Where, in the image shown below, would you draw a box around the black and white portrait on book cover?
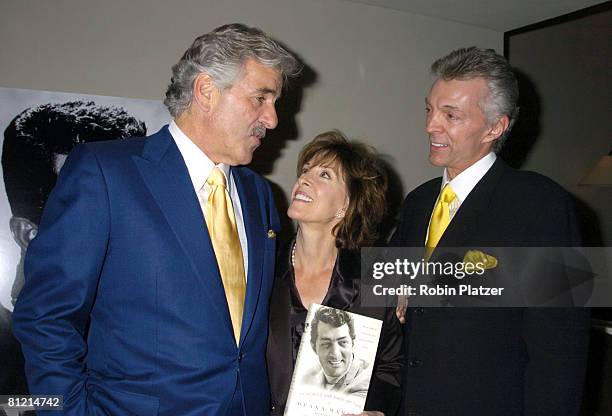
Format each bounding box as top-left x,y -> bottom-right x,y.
285,304 -> 383,416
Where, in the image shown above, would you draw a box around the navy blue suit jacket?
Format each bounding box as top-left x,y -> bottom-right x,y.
13,126 -> 279,415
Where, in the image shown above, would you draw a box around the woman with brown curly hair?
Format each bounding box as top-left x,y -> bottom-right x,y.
267,130 -> 402,416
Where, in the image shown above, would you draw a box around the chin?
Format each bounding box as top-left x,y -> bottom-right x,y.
286,208 -> 301,221
325,368 -> 345,378
236,154 -> 254,165
429,155 -> 446,168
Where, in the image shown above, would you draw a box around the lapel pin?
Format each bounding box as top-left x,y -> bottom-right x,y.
267,230 -> 276,239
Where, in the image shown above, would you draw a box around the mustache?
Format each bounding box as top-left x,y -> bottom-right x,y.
251,124 -> 266,139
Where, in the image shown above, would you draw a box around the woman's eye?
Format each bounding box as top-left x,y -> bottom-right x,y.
320,170 -> 331,179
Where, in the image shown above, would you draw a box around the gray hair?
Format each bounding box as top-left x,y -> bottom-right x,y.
431,47 -> 519,152
164,23 -> 301,118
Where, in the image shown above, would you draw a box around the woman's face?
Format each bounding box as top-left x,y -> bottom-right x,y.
287,157 -> 349,227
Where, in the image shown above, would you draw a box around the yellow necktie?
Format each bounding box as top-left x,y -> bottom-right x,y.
425,184 -> 456,259
205,167 -> 246,344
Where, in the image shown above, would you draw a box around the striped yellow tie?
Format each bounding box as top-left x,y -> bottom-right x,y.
205,167 -> 246,344
425,184 -> 456,259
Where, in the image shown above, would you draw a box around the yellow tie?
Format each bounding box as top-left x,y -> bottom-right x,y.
425,184 -> 456,259
205,167 -> 246,344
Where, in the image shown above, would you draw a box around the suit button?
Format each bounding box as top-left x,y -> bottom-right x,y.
415,307 -> 425,315
238,352 -> 244,362
408,359 -> 422,367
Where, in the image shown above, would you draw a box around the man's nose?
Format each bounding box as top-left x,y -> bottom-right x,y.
426,112 -> 441,134
329,343 -> 341,357
260,104 -> 278,130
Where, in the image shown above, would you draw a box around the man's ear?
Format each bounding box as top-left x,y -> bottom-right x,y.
483,115 -> 510,143
9,216 -> 38,251
192,73 -> 218,112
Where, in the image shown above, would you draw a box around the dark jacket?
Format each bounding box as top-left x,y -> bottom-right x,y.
391,158 -> 590,416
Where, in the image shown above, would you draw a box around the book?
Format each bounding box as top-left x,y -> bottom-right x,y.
284,304 -> 383,416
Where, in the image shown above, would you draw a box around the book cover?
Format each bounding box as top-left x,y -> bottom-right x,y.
284,304 -> 383,416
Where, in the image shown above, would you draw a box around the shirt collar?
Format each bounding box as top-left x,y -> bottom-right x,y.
168,120 -> 231,191
442,152 -> 496,202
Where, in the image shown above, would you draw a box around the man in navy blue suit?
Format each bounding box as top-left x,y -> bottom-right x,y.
13,23 -> 300,415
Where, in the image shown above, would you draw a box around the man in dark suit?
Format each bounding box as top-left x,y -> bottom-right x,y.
13,23 -> 300,415
392,47 -> 590,416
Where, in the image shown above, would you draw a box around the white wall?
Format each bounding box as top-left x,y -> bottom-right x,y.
0,0 -> 502,202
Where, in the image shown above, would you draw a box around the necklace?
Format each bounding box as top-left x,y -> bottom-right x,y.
291,241 -> 296,267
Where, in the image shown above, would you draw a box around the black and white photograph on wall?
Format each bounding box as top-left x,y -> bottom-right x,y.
284,304 -> 382,416
0,87 -> 170,407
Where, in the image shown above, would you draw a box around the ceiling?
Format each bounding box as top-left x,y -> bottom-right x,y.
345,0 -> 607,32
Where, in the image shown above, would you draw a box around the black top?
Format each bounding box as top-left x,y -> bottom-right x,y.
286,242 -> 365,365
267,239 -> 403,415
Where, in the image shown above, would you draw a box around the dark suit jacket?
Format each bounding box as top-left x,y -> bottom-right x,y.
267,244 -> 403,415
13,126 -> 280,416
391,158 -> 590,416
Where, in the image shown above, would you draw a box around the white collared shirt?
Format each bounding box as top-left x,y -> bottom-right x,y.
169,121 -> 248,279
425,152 -> 496,244
442,152 -> 497,220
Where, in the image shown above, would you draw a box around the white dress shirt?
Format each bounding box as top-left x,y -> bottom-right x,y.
169,121 -> 249,278
425,152 -> 497,243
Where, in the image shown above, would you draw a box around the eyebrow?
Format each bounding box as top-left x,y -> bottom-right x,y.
256,87 -> 278,96
321,335 -> 350,342
319,164 -> 337,170
425,98 -> 461,111
312,164 -> 341,178
442,105 -> 461,111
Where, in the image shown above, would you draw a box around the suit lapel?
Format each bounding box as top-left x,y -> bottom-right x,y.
132,127 -> 233,337
413,181 -> 442,246
232,167 -> 265,345
438,158 -> 507,247
398,178 -> 441,247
